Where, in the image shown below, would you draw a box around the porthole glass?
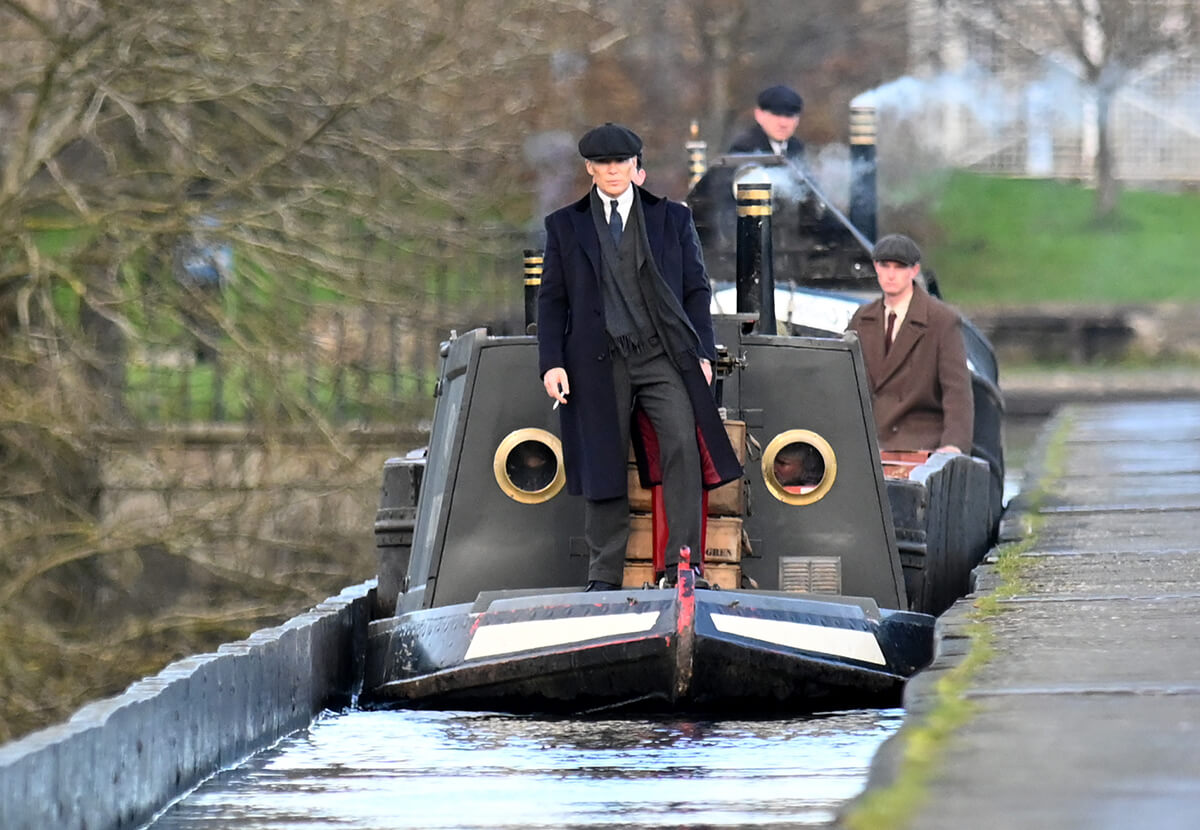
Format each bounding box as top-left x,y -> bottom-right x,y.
494,429 -> 566,504
762,430 -> 837,505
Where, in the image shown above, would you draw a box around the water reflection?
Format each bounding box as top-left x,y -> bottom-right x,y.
150,708 -> 903,829
1003,414 -> 1046,506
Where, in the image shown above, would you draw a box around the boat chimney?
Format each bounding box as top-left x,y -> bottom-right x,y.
736,182 -> 776,334
523,249 -> 542,335
849,104 -> 878,243
685,120 -> 707,189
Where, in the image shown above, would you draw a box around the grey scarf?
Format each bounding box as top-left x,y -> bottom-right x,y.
590,189 -> 657,355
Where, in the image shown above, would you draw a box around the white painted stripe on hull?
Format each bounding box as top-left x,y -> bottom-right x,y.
464,611 -> 663,661
710,613 -> 887,666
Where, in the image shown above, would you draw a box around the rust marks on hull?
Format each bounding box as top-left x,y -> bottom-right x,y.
672,557 -> 697,702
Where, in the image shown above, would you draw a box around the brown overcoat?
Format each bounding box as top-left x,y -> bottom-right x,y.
847,283 -> 974,452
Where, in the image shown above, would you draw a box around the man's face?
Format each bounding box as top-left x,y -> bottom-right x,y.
754,108 -> 801,143
773,455 -> 803,485
587,157 -> 637,198
874,260 -> 920,302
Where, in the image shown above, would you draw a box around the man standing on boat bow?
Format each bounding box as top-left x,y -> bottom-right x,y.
537,123 -> 742,592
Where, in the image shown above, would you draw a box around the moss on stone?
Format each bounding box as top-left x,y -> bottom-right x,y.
842,414 -> 1071,829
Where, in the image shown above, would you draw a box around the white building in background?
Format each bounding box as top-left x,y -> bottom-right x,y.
897,0 -> 1200,183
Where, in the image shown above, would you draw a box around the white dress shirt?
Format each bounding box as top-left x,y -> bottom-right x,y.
602,185 -> 634,230
884,292 -> 913,342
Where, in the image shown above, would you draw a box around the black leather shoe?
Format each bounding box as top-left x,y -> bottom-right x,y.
585,580 -> 622,592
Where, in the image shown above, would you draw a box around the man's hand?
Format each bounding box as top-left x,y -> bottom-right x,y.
935,444 -> 962,455
700,358 -> 713,386
543,367 -> 570,406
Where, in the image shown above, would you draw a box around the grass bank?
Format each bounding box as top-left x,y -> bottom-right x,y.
926,173 -> 1200,307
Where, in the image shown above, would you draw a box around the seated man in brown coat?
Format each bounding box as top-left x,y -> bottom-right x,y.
847,234 -> 974,454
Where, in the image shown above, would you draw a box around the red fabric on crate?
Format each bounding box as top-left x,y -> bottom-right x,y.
651,486 -> 707,576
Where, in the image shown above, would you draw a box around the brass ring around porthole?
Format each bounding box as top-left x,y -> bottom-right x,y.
762,429 -> 837,506
494,428 -> 566,504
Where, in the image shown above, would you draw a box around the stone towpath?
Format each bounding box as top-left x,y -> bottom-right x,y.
846,400 -> 1200,829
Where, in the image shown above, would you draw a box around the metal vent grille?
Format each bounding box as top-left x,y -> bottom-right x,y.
779,556 -> 842,594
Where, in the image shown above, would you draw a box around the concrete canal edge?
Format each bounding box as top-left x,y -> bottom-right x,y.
837,414 -> 1071,830
0,581 -> 374,830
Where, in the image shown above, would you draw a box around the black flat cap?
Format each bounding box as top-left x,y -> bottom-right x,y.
757,85 -> 804,116
578,123 -> 642,161
871,234 -> 922,266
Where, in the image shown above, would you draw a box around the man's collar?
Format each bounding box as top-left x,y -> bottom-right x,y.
884,293 -> 912,323
596,183 -> 633,201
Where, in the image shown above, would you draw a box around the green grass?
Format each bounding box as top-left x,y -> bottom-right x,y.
125,362 -> 437,423
929,173 -> 1200,306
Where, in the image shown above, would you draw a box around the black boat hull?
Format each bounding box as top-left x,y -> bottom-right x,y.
362,570 -> 934,714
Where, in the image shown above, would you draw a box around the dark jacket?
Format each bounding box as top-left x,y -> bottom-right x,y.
847,283 -> 975,452
728,123 -> 804,159
537,186 -> 742,500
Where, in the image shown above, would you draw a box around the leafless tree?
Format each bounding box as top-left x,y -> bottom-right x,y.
972,0 -> 1199,222
0,0 -> 610,740
0,0 -> 913,740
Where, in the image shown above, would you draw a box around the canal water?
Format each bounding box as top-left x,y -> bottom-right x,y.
147,416 -> 1046,829
148,708 -> 903,829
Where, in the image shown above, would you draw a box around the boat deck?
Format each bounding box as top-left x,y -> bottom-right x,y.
848,400 -> 1200,827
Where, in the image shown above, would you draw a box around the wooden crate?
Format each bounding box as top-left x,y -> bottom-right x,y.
625,513 -> 654,560
706,478 -> 745,517
625,514 -> 742,563
704,564 -> 741,590
630,475 -> 744,517
623,561 -> 741,590
628,420 -> 747,515
703,517 -> 742,563
628,465 -> 653,512
724,420 -> 747,464
623,561 -> 655,588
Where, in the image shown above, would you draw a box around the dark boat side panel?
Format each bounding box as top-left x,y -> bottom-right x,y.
732,334 -> 907,608
400,331 -> 588,613
401,324 -> 914,613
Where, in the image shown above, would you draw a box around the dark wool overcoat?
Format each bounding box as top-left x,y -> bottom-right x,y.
727,123 -> 804,159
847,282 -> 975,452
537,186 -> 742,501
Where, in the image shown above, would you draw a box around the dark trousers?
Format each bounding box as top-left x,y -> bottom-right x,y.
585,345 -> 703,584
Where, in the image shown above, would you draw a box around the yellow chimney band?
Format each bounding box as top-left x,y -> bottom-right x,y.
736,189 -> 772,201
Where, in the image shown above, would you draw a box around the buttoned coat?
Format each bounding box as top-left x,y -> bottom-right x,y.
537,186 -> 742,501
847,283 -> 974,452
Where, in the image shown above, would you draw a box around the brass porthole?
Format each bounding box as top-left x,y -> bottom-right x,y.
762,429 -> 837,506
494,428 -> 566,504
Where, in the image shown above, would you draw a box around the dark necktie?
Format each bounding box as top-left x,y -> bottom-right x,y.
884,310 -> 897,355
609,200 -> 622,246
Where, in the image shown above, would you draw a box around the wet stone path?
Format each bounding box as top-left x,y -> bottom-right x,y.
861,401 -> 1200,829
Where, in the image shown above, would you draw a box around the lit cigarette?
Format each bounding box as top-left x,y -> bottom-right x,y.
553,400 -> 560,410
